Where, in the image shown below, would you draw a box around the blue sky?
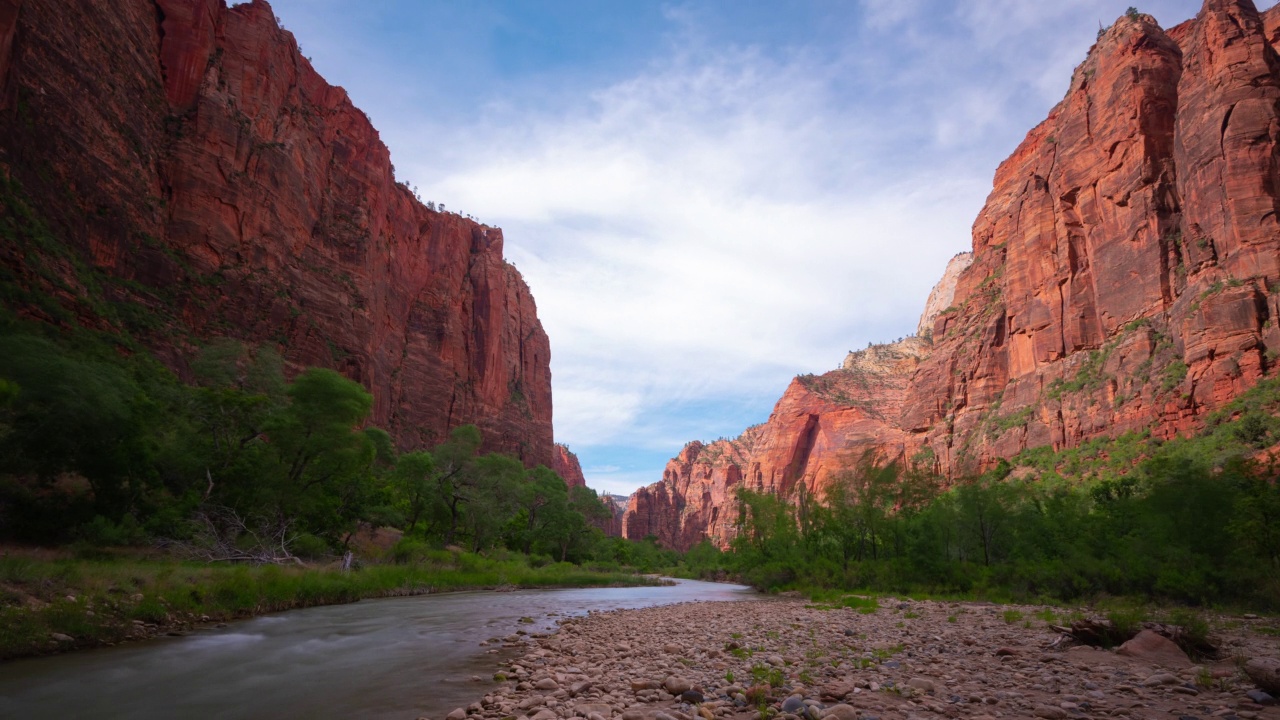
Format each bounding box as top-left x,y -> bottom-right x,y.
268,0 -> 1212,496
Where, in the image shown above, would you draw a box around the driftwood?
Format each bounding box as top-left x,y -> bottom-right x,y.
1049,617 -> 1218,659
167,505 -> 305,566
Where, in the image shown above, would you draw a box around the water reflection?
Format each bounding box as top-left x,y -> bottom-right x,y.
0,579 -> 757,720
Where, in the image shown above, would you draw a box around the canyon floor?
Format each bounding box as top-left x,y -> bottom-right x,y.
444,596 -> 1280,720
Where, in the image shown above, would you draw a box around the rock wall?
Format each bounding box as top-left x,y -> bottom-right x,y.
551,444 -> 587,488
916,252 -> 974,336
624,0 -> 1280,550
0,0 -> 553,464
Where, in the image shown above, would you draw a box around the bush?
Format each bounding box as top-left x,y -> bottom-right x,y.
290,533 -> 330,560
76,515 -> 148,547
391,538 -> 430,564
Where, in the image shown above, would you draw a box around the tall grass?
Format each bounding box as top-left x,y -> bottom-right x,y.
0,551 -> 657,660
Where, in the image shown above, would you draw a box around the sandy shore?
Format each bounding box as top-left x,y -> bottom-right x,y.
441,596 -> 1280,720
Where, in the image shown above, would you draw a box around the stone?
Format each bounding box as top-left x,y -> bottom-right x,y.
631,680 -> 660,692
663,677 -> 692,695
821,705 -> 859,720
569,680 -> 592,696
446,710 -> 466,720
781,695 -> 806,713
50,633 -> 73,643
1245,657 -> 1280,695
1118,631 -> 1193,669
1141,672 -> 1181,687
906,677 -> 937,694
1032,706 -> 1067,719
535,678 -> 559,691
1246,689 -> 1276,706
680,690 -> 704,704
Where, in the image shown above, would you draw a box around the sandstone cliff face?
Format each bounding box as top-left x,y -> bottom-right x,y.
917,253 -> 974,336
0,0 -> 552,464
623,426 -> 765,548
624,0 -> 1280,550
551,444 -> 587,488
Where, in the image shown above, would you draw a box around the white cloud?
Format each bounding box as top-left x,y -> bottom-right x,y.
400,41 -> 987,456
271,0 -> 1211,495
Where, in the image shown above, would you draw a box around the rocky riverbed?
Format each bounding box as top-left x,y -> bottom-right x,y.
441,596 -> 1280,720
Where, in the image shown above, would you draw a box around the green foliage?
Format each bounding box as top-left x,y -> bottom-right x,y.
0,322 -> 638,570
1046,345 -> 1114,400
704,388 -> 1280,610
1161,359 -> 1188,393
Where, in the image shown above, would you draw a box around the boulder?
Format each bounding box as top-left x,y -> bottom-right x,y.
1246,657 -> 1280,695
1116,630 -> 1192,668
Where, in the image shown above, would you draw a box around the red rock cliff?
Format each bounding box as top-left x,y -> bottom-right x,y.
624,0 -> 1280,550
551,443 -> 587,488
0,0 -> 552,464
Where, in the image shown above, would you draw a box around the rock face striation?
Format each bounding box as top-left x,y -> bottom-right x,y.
0,0 -> 552,463
624,0 -> 1280,550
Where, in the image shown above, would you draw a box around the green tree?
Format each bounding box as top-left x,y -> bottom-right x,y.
462,453 -> 524,552
511,465 -> 569,554
392,450 -> 436,533
0,334 -> 155,519
253,368 -> 378,542
428,424 -> 484,546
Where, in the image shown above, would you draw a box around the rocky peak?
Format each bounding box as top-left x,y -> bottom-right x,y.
916,252 -> 974,336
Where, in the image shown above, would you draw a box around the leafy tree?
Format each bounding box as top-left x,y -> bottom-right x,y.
462,453 -> 524,552
392,451 -> 436,533
251,368 -> 378,543
427,424 -> 484,546
0,334 -> 155,519
510,465 -> 570,554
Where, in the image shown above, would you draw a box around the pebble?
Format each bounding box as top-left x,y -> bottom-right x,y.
1246,689 -> 1275,705
441,598 -> 1276,720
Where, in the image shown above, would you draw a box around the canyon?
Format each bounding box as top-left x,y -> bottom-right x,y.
0,0 -> 553,464
624,0 -> 1280,550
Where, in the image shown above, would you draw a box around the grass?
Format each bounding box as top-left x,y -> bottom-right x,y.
805,589 -> 880,613
0,549 -> 659,660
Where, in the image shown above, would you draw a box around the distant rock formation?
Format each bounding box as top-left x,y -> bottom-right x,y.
623,0 -> 1280,550
916,252 -> 974,337
0,0 -> 553,463
551,444 -> 587,488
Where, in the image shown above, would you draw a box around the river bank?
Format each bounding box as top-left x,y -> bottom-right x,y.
0,579 -> 757,720
453,596 -> 1280,720
0,548 -> 662,662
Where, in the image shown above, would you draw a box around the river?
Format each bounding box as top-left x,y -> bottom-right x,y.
0,579 -> 757,719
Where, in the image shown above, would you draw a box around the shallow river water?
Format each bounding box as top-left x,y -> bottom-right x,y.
0,579 -> 757,720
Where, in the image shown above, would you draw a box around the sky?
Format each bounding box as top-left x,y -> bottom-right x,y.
268,0 -> 1212,496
